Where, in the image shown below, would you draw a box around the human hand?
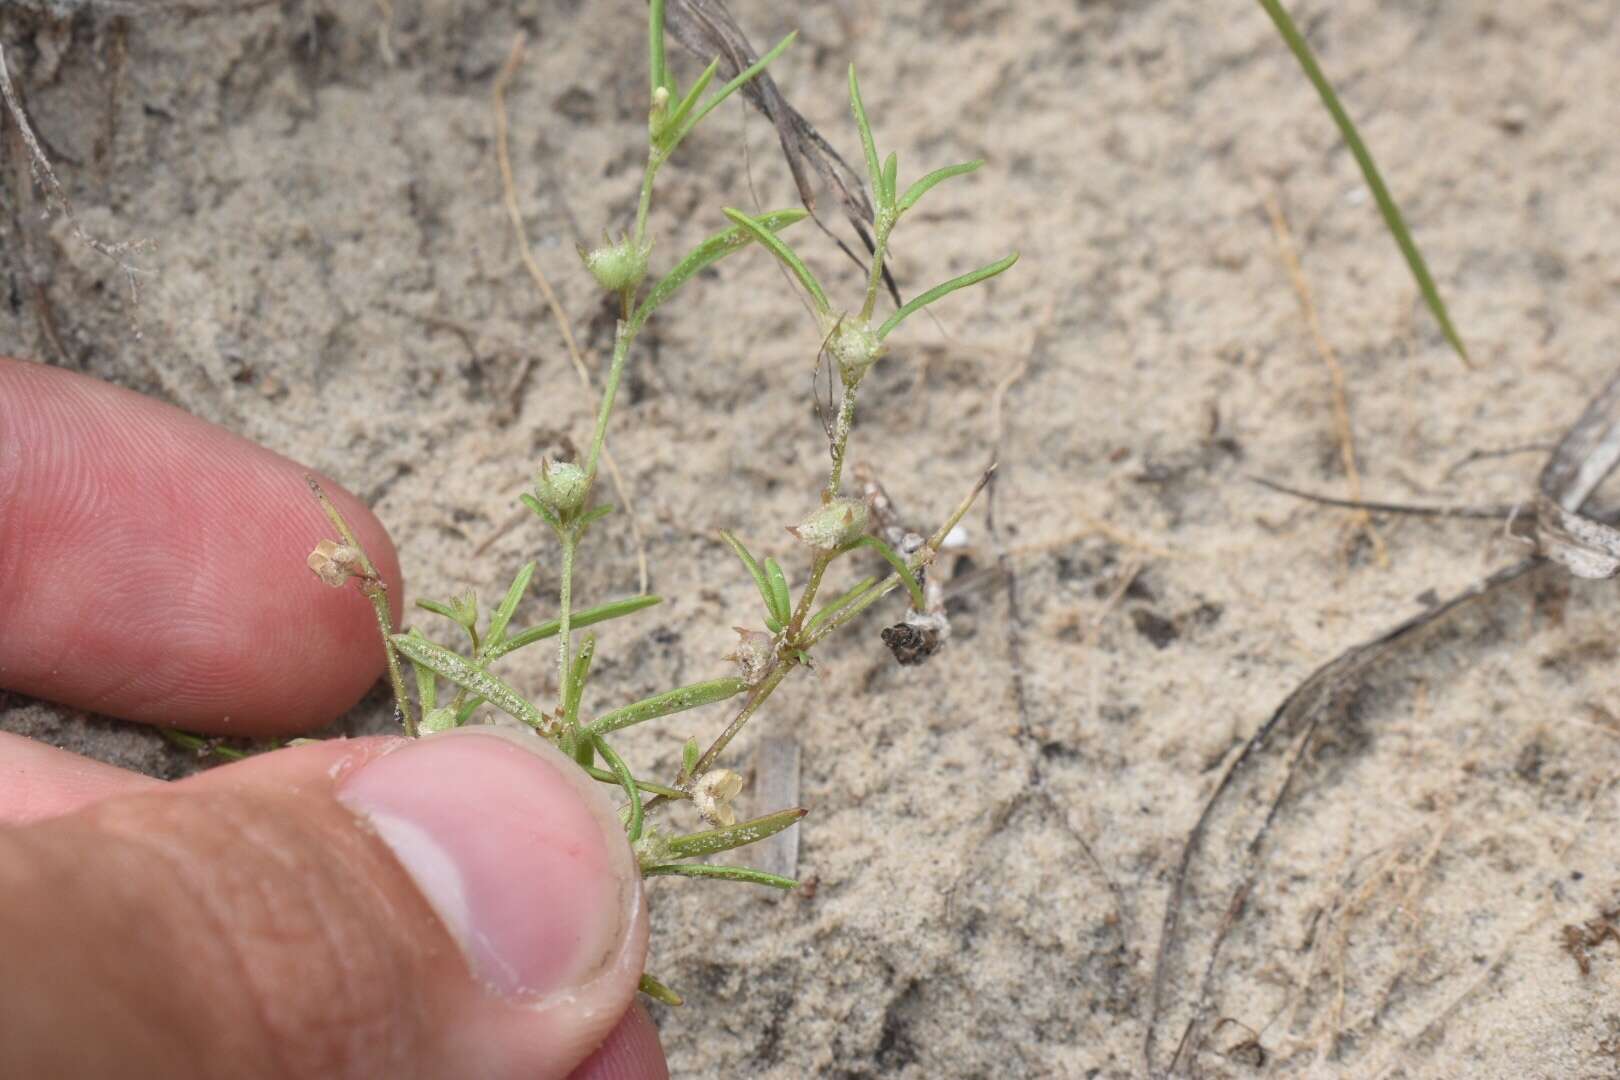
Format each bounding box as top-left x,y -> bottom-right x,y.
0,358 -> 666,1079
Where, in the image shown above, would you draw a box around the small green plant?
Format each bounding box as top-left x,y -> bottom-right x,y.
305,1 -> 1013,1002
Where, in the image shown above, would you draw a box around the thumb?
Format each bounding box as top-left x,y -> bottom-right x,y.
0,728 -> 654,1080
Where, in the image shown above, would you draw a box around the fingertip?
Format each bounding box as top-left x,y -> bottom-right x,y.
0,358 -> 404,734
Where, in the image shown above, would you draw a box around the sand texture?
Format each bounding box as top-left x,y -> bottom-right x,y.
4,1 -> 1620,1075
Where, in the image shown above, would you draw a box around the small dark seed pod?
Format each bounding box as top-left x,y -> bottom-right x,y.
881,623 -> 940,666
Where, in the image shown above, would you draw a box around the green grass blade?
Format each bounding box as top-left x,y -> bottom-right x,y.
392,633 -> 546,732
721,208 -> 831,315
588,676 -> 749,735
877,252 -> 1019,340
880,152 -> 898,208
898,159 -> 983,213
1256,0 -> 1468,363
487,595 -> 662,661
633,209 -> 808,332
643,863 -> 798,889
848,64 -> 883,202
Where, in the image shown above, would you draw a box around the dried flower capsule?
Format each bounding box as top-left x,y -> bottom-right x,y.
306,538 -> 362,587
788,498 -> 869,551
724,627 -> 776,687
693,768 -> 744,828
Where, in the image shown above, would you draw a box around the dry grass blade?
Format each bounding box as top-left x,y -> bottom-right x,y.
662,0 -> 898,304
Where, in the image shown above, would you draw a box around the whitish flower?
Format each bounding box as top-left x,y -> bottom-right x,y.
693,768 -> 744,828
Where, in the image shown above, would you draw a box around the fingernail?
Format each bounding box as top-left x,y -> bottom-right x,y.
337,727 -> 639,999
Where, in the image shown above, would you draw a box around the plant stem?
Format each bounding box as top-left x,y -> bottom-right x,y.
788,551 -> 835,637
586,320 -> 636,488
859,219 -> 892,323
643,660 -> 795,816
556,529 -> 578,705
825,381 -> 860,499
633,155 -> 663,251
305,475 -> 416,737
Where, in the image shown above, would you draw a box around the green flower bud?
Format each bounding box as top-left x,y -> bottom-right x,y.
788,498 -> 870,551
828,319 -> 885,386
535,459 -> 588,519
579,235 -> 651,294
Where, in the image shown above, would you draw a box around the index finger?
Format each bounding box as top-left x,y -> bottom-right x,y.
0,358 -> 403,735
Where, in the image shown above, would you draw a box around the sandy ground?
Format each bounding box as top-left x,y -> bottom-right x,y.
5,1 -> 1620,1075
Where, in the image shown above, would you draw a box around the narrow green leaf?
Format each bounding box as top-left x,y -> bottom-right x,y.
721,208 -> 830,315
639,972 -> 684,1007
673,31 -> 797,148
406,629 -> 437,713
564,633 -> 597,725
848,64 -> 882,203
632,209 -> 808,332
682,736 -> 701,776
898,159 -> 983,213
487,595 -> 662,661
765,613 -> 783,634
805,575 -> 880,636
588,676 -> 749,735
719,531 -> 778,623
593,734 -> 643,841
665,808 -> 807,859
644,863 -> 798,889
880,151 -> 898,209
415,598 -> 462,622
850,536 -> 926,610
1256,0 -> 1467,363
877,252 -> 1019,340
763,557 -> 792,625
392,634 -> 546,732
519,491 -> 562,531
484,561 -> 535,651
581,765 -> 688,800
663,57 -> 719,138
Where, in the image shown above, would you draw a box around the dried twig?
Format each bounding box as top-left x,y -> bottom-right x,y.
492,33 -> 650,594
1251,475 -> 1519,521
